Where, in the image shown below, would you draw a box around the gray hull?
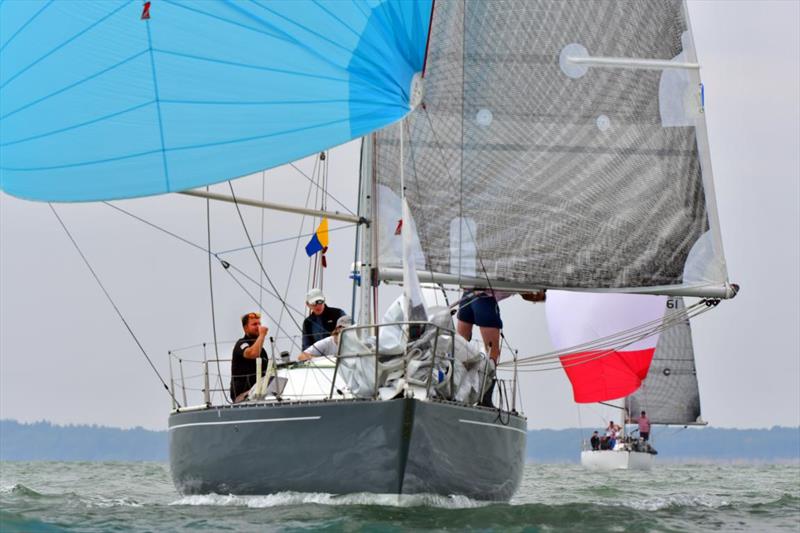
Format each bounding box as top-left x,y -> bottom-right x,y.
169,398 -> 526,501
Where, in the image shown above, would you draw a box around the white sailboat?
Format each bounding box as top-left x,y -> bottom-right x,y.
1,0 -> 737,498
548,293 -> 709,470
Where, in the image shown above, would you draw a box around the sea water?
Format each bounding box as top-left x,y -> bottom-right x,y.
1,462 -> 798,531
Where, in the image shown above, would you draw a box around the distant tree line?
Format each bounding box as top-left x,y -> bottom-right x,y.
0,420 -> 167,461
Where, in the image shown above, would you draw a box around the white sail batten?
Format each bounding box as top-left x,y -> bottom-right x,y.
566,56 -> 700,70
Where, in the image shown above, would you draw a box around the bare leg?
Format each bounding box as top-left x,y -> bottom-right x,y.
479,326 -> 501,362
457,319 -> 473,341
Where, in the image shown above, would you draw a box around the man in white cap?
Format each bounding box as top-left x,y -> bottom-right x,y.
298,315 -> 353,361
301,288 -> 345,350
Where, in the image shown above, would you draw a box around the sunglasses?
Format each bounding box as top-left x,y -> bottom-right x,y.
310,299 -> 325,305
242,312 -> 261,320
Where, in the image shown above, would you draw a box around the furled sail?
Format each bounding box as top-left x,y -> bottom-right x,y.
546,291 -> 667,403
0,0 -> 432,201
625,297 -> 704,425
373,0 -> 731,296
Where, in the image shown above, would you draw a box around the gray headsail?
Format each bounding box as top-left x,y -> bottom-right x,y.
373,0 -> 730,297
625,297 -> 704,425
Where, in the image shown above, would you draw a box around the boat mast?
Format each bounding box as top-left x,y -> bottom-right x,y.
357,134 -> 377,327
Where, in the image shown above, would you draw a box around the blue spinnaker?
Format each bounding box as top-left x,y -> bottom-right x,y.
0,0 -> 432,201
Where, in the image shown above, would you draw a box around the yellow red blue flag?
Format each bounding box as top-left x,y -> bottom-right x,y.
305,218 -> 329,257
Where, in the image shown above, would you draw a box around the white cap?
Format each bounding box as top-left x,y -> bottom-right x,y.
305,288 -> 325,305
335,315 -> 353,329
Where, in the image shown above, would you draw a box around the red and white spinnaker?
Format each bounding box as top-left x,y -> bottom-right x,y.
546,291 -> 667,403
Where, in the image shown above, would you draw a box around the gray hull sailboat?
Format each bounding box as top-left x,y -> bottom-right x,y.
2,0 -> 736,500
170,399 -> 526,499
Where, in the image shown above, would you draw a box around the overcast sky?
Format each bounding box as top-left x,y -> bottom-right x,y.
1,1 -> 798,431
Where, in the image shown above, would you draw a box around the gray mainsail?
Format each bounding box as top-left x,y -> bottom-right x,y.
373,0 -> 730,296
625,297 -> 704,425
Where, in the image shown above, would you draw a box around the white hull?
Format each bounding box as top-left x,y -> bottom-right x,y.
580,450 -> 654,470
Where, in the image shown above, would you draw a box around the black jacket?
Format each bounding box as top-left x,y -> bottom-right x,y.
301,305 -> 345,350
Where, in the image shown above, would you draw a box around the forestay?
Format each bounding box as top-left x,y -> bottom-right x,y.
0,0 -> 432,201
625,297 -> 704,425
373,0 -> 730,295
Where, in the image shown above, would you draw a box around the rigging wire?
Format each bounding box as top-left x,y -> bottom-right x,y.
205,189 -> 228,405
576,404 -> 585,451
308,155 -> 323,290
511,299 -> 709,365
101,198 -> 309,358
277,154 -> 319,333
525,302 -> 710,365
350,143 -> 364,319
104,198 -> 355,258
228,179 -> 303,332
223,261 -> 306,318
102,201 -> 307,317
501,300 -> 717,373
99,193 -> 338,398
404,118 -> 446,309
215,224 -> 356,256
418,107 -> 511,316
48,204 -> 180,407
259,170 -> 266,309
220,257 -> 303,352
290,158 -> 358,218
320,150 -> 329,291
103,201 -> 206,252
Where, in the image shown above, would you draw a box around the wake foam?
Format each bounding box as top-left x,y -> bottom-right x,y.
171,491 -> 487,509
1,483 -> 141,508
623,493 -> 729,511
0,483 -> 41,497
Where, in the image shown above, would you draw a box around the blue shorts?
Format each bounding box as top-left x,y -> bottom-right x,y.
456,292 -> 503,329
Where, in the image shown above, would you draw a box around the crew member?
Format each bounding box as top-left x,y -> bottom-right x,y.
298,315 -> 352,361
230,311 -> 269,403
301,288 -> 345,350
456,289 -> 545,406
638,410 -> 651,442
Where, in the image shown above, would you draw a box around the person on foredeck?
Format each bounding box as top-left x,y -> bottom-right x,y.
301,288 -> 345,350
456,289 -> 546,407
637,410 -> 651,442
230,312 -> 270,403
297,315 -> 352,362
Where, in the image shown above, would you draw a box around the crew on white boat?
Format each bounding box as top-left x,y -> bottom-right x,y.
301,288 -> 345,350
297,315 -> 353,362
637,411 -> 651,442
230,311 -> 269,403
604,420 -> 622,450
590,431 -> 601,451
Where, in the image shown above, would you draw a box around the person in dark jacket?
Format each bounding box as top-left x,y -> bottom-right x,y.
230,311 -> 269,403
590,431 -> 601,451
301,288 -> 345,350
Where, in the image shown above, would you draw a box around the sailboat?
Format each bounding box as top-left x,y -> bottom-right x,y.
548,292 -> 706,470
1,0 -> 736,499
